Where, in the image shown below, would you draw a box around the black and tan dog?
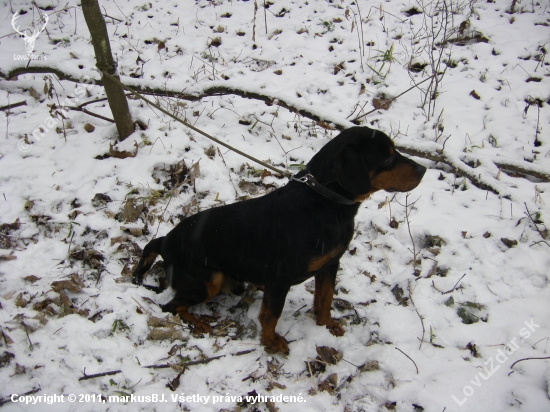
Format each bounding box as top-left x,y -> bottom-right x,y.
133,126 -> 426,354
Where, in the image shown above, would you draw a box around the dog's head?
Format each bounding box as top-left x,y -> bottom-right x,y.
307,127 -> 426,201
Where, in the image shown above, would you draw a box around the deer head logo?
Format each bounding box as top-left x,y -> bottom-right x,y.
12,10 -> 49,54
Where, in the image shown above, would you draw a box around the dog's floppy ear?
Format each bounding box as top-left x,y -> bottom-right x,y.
331,144 -> 371,194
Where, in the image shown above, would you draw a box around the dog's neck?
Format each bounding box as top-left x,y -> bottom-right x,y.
293,169 -> 358,206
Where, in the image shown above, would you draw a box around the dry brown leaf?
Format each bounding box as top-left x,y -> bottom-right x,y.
51,280 -> 82,293
147,328 -> 183,341
14,293 -> 29,308
108,141 -> 139,159
359,360 -> 380,372
316,346 -> 342,365
122,199 -> 145,223
23,276 -> 40,284
372,97 -> 392,110
318,373 -> 338,395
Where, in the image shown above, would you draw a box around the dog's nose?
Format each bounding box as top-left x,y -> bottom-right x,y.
415,163 -> 427,178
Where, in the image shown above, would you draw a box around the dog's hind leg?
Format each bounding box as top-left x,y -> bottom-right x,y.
132,237 -> 165,286
162,271 -> 224,336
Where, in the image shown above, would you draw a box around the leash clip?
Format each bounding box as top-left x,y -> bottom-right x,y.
290,174 -> 312,184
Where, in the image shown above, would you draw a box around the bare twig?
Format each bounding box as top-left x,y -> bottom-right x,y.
0,387 -> 41,407
53,103 -> 114,123
524,202 -> 548,241
78,369 -> 122,381
306,360 -> 317,394
252,0 -> 257,42
510,356 -> 550,369
432,273 -> 466,294
395,347 -> 419,374
143,348 -> 256,370
395,194 -> 421,273
532,337 -> 549,352
131,296 -> 151,315
353,75 -> 436,122
0,101 -> 26,111
408,280 -> 426,350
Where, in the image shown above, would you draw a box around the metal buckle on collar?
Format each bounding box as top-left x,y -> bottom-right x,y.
290,174 -> 312,184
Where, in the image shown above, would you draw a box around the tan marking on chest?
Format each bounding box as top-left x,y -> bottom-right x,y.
355,191 -> 376,202
308,248 -> 342,272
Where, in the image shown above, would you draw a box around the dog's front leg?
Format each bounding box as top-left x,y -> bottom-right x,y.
259,285 -> 290,354
314,264 -> 345,336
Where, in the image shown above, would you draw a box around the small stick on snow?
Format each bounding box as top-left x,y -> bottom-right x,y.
408,280 -> 426,350
524,202 -> 548,242
510,356 -> 550,369
143,349 -> 256,370
306,360 -> 317,394
78,368 -> 122,381
532,337 -> 549,352
0,101 -> 26,111
395,347 -> 419,374
131,296 -> 151,315
432,274 -> 466,295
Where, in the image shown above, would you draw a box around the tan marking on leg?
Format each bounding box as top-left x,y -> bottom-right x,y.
205,271 -> 224,301
308,248 -> 342,272
314,274 -> 345,336
259,301 -> 289,354
175,305 -> 212,335
142,251 -> 158,266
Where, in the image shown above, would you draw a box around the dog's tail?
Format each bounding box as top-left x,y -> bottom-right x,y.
132,237 -> 164,286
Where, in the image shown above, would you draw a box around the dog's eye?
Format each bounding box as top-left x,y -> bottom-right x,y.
384,156 -> 392,166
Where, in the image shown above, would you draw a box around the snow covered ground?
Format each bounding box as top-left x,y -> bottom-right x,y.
0,0 -> 549,410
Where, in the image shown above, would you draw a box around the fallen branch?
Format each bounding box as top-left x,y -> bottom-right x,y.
143,348 -> 255,371
78,369 -> 122,381
0,101 -> 26,111
2,65 -> 548,194
396,142 -> 511,197
0,387 -> 40,407
61,104 -> 115,123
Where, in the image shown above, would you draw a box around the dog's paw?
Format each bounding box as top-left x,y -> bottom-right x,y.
132,276 -> 143,285
191,321 -> 212,336
319,318 -> 345,337
262,333 -> 289,355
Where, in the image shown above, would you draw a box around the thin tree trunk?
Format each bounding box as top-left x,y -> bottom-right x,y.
81,0 -> 133,141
